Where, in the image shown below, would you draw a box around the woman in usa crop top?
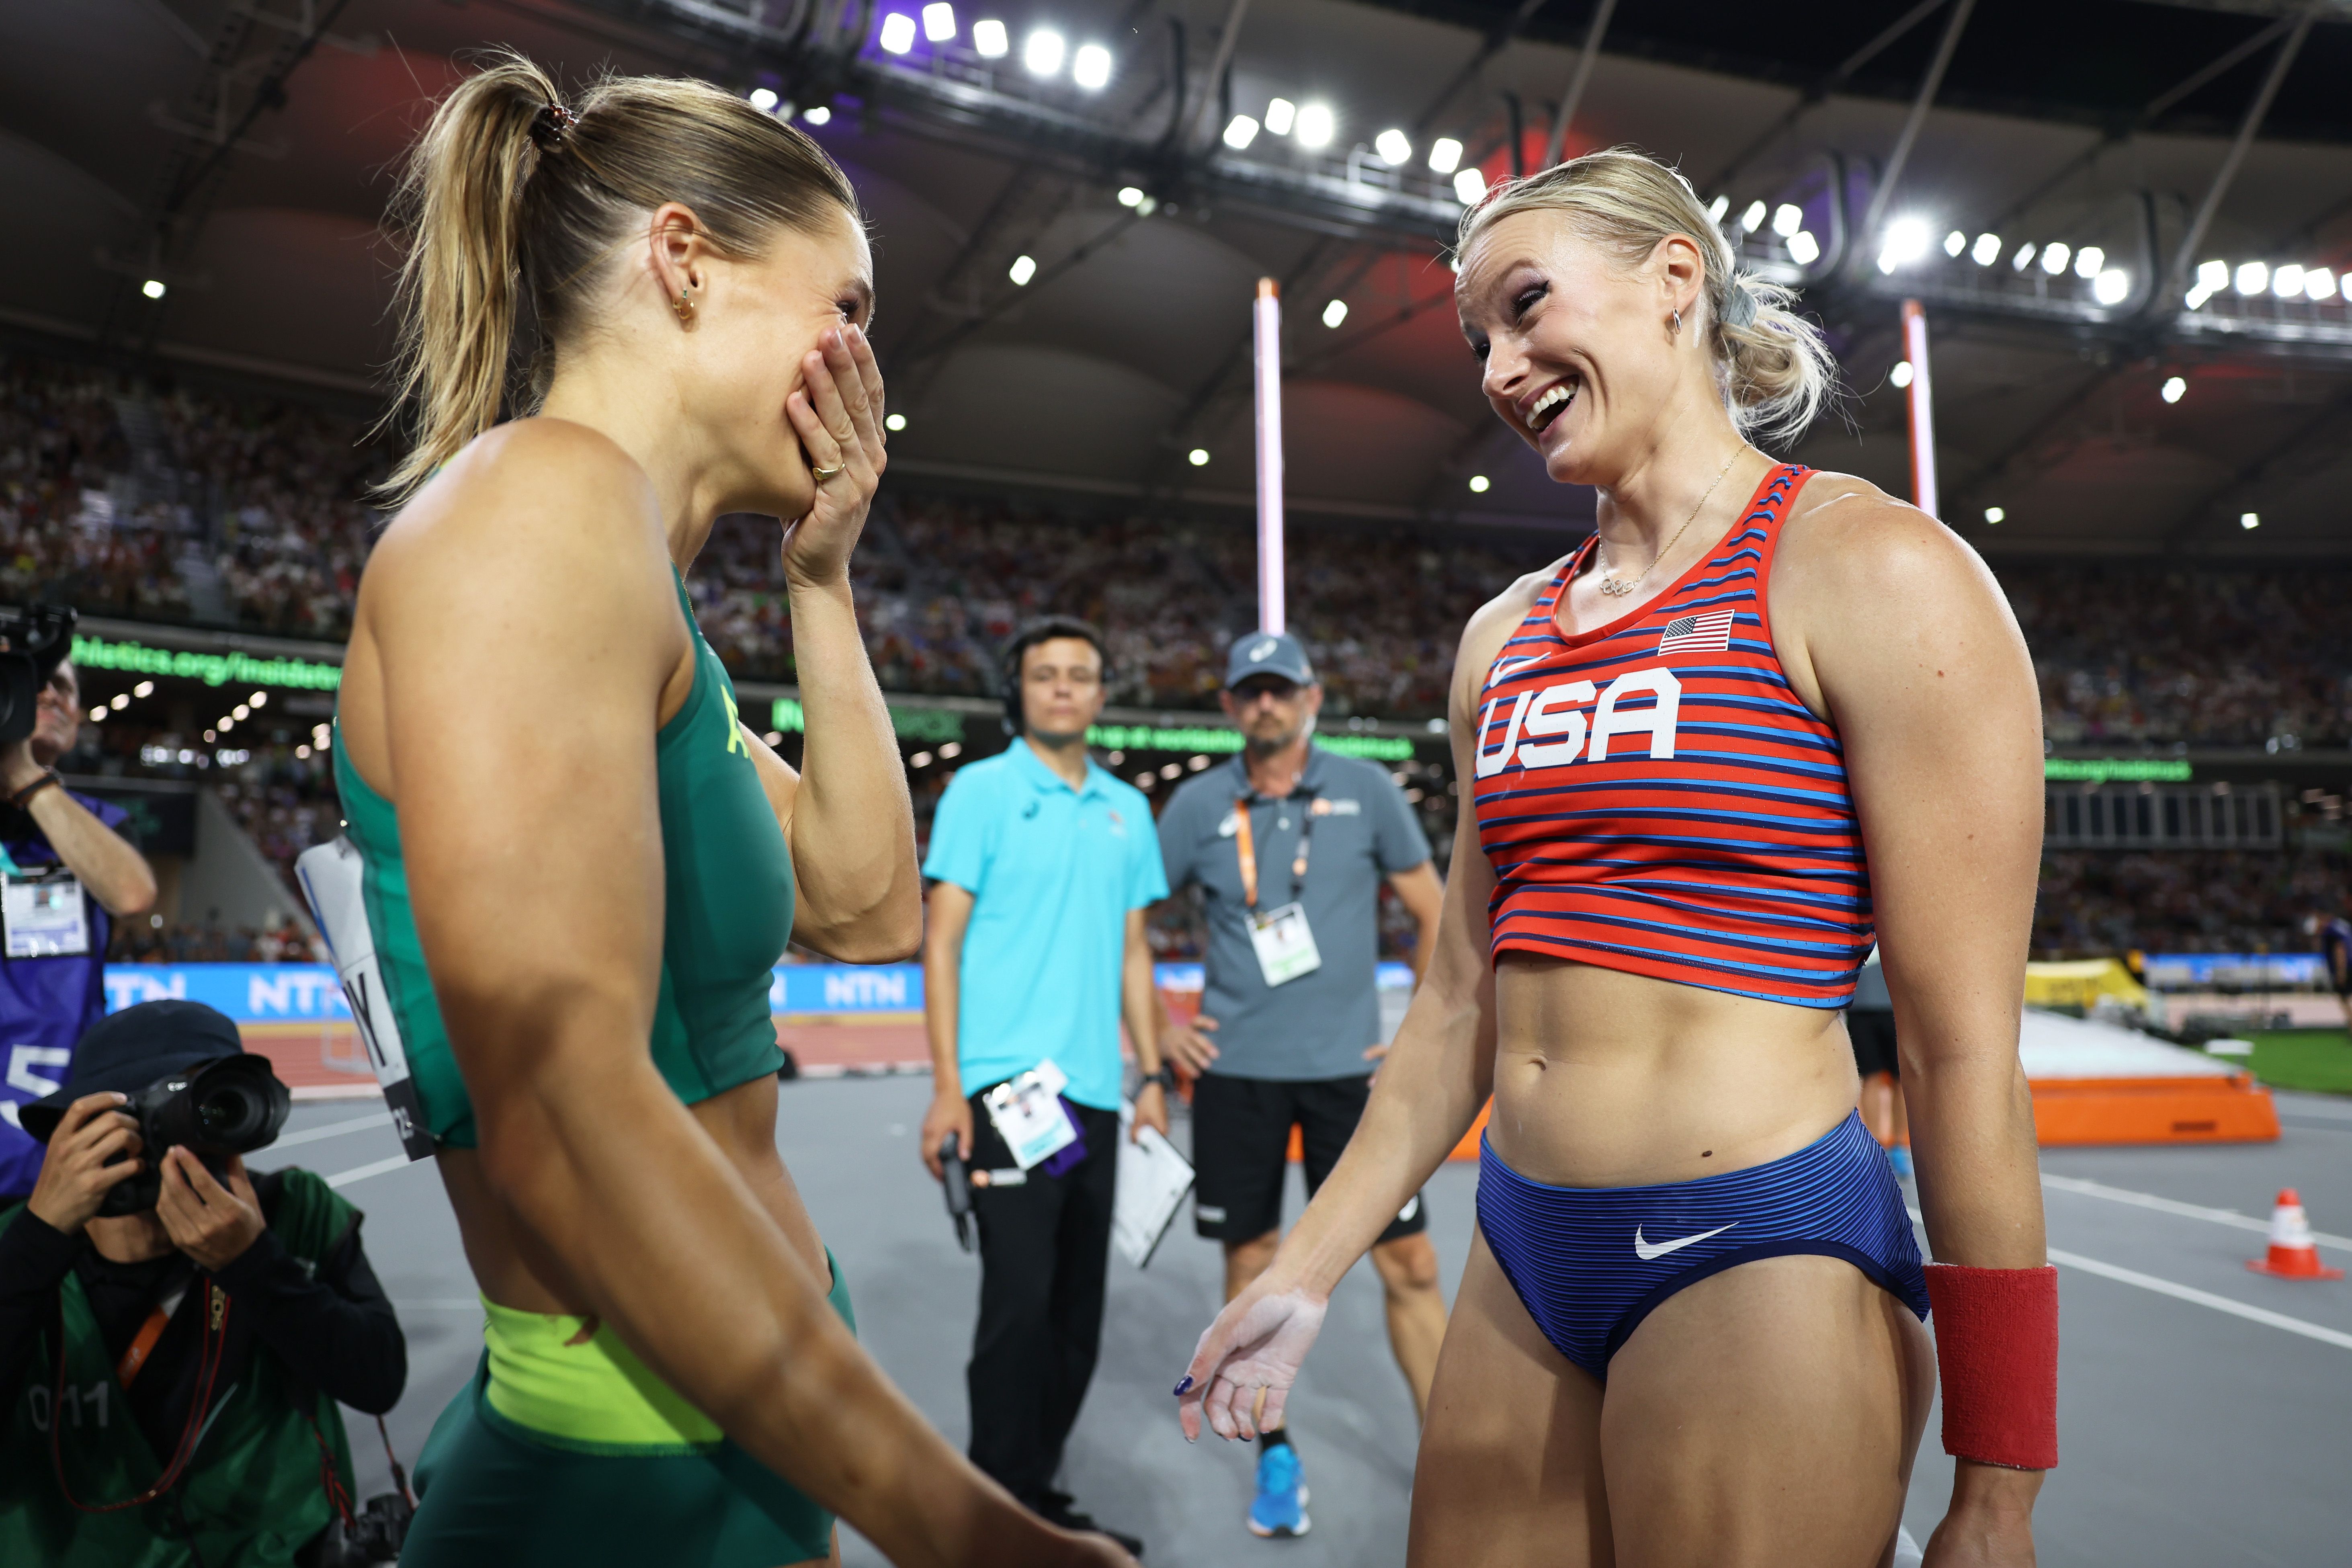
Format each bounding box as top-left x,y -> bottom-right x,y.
1176,148 -> 2056,1568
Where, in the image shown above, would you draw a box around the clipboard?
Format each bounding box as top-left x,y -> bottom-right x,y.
1113,1099 -> 1194,1269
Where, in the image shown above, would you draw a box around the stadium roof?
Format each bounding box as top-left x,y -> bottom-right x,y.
3,0 -> 2350,556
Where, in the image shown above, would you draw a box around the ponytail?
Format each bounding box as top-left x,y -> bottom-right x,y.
379,50 -> 861,503
381,53 -> 558,500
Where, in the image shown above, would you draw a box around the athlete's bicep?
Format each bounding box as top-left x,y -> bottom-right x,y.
370,428 -> 685,1099
1800,512 -> 2042,1066
743,725 -> 802,835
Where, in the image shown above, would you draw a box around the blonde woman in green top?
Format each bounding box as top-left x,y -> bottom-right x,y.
336,52 -> 1131,1568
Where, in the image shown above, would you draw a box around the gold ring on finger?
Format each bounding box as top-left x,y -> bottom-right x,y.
811,460 -> 846,480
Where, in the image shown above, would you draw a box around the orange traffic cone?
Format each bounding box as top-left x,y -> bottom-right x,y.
2245,1189 -> 2344,1280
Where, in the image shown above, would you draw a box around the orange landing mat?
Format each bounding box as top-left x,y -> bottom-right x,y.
2029,1072 -> 2279,1146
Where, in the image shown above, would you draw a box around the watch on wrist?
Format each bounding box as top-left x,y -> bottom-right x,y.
1141,1066 -> 1177,1092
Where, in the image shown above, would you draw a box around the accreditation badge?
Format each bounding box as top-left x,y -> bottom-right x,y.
983,1059 -> 1079,1170
1,867 -> 89,957
1248,901 -> 1322,987
296,837 -> 436,1161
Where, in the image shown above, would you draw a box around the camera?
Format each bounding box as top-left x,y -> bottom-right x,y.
311,1490 -> 414,1567
100,1055 -> 291,1215
0,602 -> 78,748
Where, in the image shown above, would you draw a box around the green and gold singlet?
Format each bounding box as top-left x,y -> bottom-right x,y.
334,572 -> 794,1146
335,572 -> 842,1568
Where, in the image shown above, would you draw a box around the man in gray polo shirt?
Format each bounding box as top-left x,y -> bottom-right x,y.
1156,631 -> 1446,1540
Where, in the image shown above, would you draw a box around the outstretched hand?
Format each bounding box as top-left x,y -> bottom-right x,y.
1174,1275 -> 1328,1443
781,324 -> 886,587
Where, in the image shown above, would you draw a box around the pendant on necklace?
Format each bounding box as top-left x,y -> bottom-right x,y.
1599,576 -> 1633,597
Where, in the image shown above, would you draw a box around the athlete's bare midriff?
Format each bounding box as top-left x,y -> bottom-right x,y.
1486,955 -> 1861,1190
438,1072 -> 832,1314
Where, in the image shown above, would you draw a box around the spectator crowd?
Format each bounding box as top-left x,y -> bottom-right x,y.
4,346 -> 2348,961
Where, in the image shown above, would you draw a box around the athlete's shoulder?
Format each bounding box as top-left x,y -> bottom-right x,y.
1453,553 -> 1571,708
375,418 -> 661,563
1776,468 -> 2000,607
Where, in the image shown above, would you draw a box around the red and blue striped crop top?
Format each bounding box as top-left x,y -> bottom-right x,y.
1470,464 -> 1873,1009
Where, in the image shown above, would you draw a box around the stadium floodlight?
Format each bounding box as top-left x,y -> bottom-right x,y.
2306,266 -> 2336,302
2092,269 -> 2131,305
922,2 -> 955,40
2161,376 -> 2186,404
1374,129 -> 1412,166
1889,361 -> 1914,389
1188,448 -> 1210,466
1877,216 -> 1931,273
1787,231 -> 1821,265
1741,199 -> 1768,232
1008,254 -> 1037,285
110,693 -> 127,710
1983,506 -> 2004,523
1295,102 -> 1336,149
1264,98 -> 1297,136
1223,114 -> 1260,150
2235,261 -> 2267,295
2240,512 -> 2260,530
2073,245 -> 2104,279
1428,137 -> 1463,175
1322,298 -> 1348,328
141,279 -> 166,300
1944,230 -> 1966,257
1023,28 -> 1064,74
2040,242 -> 2069,275
1771,203 -> 1802,238
748,87 -> 779,111
1972,232 -> 2001,266
1707,195 -> 1729,223
886,412 -> 908,431
1117,185 -> 1143,207
1469,475 -> 1491,493
1072,44 -> 1111,90
973,17 -> 1008,55
1454,166 -> 1488,205
2197,260 -> 2228,292
803,105 -> 832,125
134,681 -> 152,697
2272,263 -> 2304,299
2012,242 -> 2036,271
879,13 -> 916,53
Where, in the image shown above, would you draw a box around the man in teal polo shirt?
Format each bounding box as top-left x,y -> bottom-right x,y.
919,616 -> 1169,1556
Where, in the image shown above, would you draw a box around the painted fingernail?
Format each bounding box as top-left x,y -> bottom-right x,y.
1172,1375 -> 1193,1397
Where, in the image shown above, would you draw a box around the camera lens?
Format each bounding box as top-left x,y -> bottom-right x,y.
198,1085 -> 262,1140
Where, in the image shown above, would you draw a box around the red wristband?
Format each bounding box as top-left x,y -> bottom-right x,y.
1924,1263 -> 2059,1470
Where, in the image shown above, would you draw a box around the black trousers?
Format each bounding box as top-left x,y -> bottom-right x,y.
965,1093 -> 1119,1509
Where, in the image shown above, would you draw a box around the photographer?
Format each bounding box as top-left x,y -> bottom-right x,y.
0,656 -> 160,1201
0,1001 -> 407,1566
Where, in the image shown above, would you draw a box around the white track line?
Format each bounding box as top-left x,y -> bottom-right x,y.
269,1111 -> 391,1151
2044,1248 -> 2352,1353
324,1153 -> 416,1189
2040,1172 -> 2352,1251
1908,1203 -> 2352,1353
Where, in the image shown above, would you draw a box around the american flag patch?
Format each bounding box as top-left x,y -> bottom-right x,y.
1657,610 -> 1735,656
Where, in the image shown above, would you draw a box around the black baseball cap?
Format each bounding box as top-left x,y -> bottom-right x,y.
18,1000 -> 252,1143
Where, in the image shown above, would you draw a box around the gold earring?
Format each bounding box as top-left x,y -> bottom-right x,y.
675,289 -> 695,323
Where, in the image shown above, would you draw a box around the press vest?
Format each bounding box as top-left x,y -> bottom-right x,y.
0,1170 -> 358,1568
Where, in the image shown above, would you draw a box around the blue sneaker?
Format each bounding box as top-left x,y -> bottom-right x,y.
1248,1440 -> 1310,1538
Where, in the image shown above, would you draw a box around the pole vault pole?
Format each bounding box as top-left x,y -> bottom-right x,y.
1900,297 -> 1938,519
1254,277 -> 1286,633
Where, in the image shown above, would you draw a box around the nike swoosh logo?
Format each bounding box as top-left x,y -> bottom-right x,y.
1633,1222 -> 1737,1261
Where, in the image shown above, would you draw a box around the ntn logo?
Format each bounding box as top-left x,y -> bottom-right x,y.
1475,668 -> 1683,778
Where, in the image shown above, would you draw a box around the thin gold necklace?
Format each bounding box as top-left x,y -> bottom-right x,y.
1596,446 -> 1744,599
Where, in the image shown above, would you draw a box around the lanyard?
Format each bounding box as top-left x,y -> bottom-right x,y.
1233,791 -> 1314,912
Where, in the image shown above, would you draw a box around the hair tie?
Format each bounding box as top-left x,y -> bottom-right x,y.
529,102 -> 577,151
1720,277 -> 1758,331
